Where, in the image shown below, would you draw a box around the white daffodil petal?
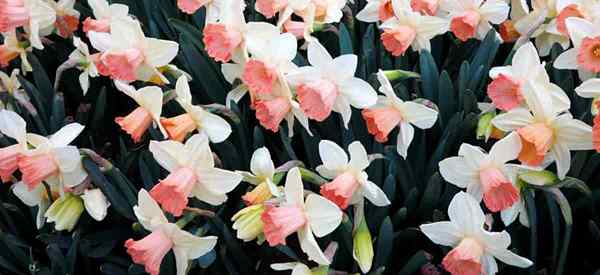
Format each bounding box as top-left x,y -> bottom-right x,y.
11,181 -> 43,207
438,157 -> 478,188
348,141 -> 370,171
284,167 -> 305,206
305,194 -> 342,237
396,122 -> 414,159
81,189 -> 110,221
0,110 -> 27,143
149,140 -> 185,172
419,221 -> 462,247
144,38 -> 179,67
250,147 -> 275,179
133,189 -> 168,231
318,140 -> 349,171
361,181 -> 391,206
198,168 -> 243,194
403,102 -> 438,129
298,226 -> 330,265
488,132 -> 522,165
575,78 -> 600,98
49,123 -> 85,147
447,192 -> 485,235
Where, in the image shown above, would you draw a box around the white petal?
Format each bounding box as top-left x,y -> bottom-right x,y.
144,38 -> 179,67
549,142 -> 571,180
327,55 -> 357,82
479,0 -> 510,24
419,221 -> 462,247
491,108 -> 534,132
110,17 -> 144,49
338,78 -> 378,108
447,192 -> 485,235
553,48 -> 578,70
318,140 -> 348,171
198,168 -> 243,194
565,17 -> 594,48
438,157 -> 479,188
79,72 -> 90,95
284,167 -> 305,205
175,75 -> 193,105
250,147 -> 275,179
0,109 -> 27,144
487,247 -> 533,268
134,86 -> 163,122
361,181 -> 391,206
307,39 -> 333,68
270,33 -> 297,63
36,198 -> 49,229
402,102 -> 438,129
355,1 -> 380,22
554,115 -> 593,150
149,140 -> 185,172
53,145 -> 82,172
500,202 -> 520,226
49,123 -> 85,147
332,96 -> 353,128
575,78 -> 600,98
88,0 -> 110,18
11,181 -> 43,206
458,143 -> 487,169
298,226 -> 330,265
396,122 -> 414,159
199,111 -> 232,143
489,132 -> 522,165
171,229 -> 217,259
81,189 -> 110,221
173,248 -> 189,275
305,194 -> 342,237
512,42 -> 541,76
481,255 -> 499,275
88,31 -> 112,52
191,184 -> 228,205
134,189 -> 168,231
60,164 -> 88,188
415,16 -> 449,40
348,141 -> 370,171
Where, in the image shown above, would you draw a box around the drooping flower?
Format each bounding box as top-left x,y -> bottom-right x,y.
47,0 -> 80,38
148,134 -> 243,216
492,81 -> 593,179
261,167 -> 342,265
44,192 -> 84,231
65,36 -> 100,95
126,189 -> 217,275
88,17 -> 179,83
316,140 -> 390,209
378,0 -> 448,56
553,17 -> 600,80
237,147 -> 280,205
232,204 -> 266,242
362,70 -> 438,157
439,133 -> 523,212
487,42 -> 570,112
18,122 -> 88,191
0,0 -> 56,49
420,192 -> 533,275
440,0 -> 509,41
113,81 -> 167,143
82,0 -> 129,33
161,76 -> 231,143
202,0 -> 249,63
287,40 -> 377,125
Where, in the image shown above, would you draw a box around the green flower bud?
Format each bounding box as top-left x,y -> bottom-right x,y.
353,216 -> 373,273
231,204 -> 265,242
518,170 -> 559,186
44,193 -> 84,231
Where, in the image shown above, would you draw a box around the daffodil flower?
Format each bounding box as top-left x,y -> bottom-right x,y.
19,122 -> 87,191
287,40 -> 378,126
88,17 -> 179,83
552,0 -> 600,37
379,0 -> 449,56
148,134 -> 243,216
126,189 -> 217,275
0,0 -> 56,49
487,42 -> 570,112
362,70 -> 438,158
316,140 -> 391,209
261,167 -> 342,265
65,36 -> 99,95
439,132 -> 524,212
237,147 -> 280,205
553,17 -> 600,80
492,80 -> 593,179
46,0 -> 80,38
0,31 -> 33,72
440,0 -> 509,41
161,76 -> 232,143
113,81 -> 167,143
0,69 -> 34,112
420,192 -> 533,275
82,0 -> 130,33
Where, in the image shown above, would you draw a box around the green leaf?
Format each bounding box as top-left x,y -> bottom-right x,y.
397,250 -> 429,275
373,217 -> 393,270
437,70 -> 456,127
545,188 -> 572,275
169,18 -> 205,51
338,23 -> 354,55
82,158 -> 135,220
523,189 -> 537,275
91,87 -> 107,132
419,51 -> 440,103
178,36 -> 226,103
417,173 -> 443,219
50,93 -> 65,133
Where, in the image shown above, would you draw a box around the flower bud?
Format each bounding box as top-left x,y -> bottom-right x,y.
477,111 -> 505,141
518,170 -> 559,187
353,216 -> 373,273
44,193 -> 84,231
232,204 -> 265,242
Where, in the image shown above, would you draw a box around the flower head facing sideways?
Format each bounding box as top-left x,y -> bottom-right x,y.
0,109 -> 29,182
161,76 -> 232,143
47,0 -> 80,38
420,192 -> 533,275
67,36 -> 100,95
0,0 -> 56,49
148,134 -> 243,216
487,42 -> 570,112
88,16 -> 179,83
492,80 -> 593,179
362,70 -> 438,158
287,40 -> 377,125
378,0 -> 449,56
19,122 -> 87,192
126,189 -> 217,275
439,132 -> 523,212
440,0 -> 509,41
316,140 -> 391,209
202,0 -> 247,63
237,147 -> 280,205
114,81 -> 167,143
261,167 -> 342,265
553,17 -> 600,80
